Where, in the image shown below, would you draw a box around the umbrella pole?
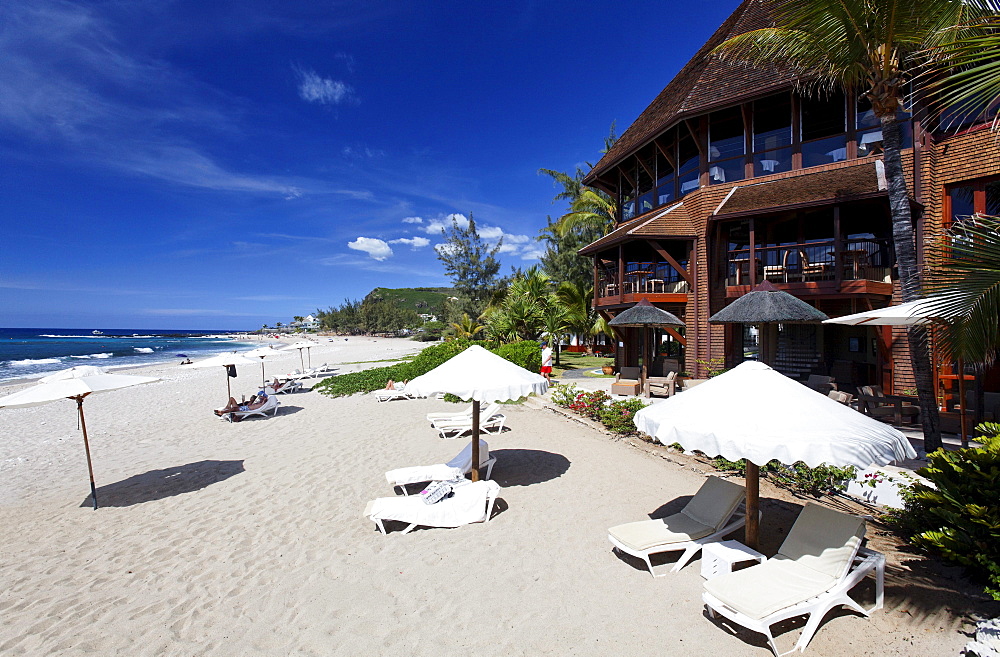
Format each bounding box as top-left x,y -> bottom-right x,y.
299,350 -> 305,371
260,360 -> 266,389
307,348 -> 312,369
76,396 -> 98,510
226,368 -> 232,399
958,358 -> 968,448
745,461 -> 759,550
471,400 -> 481,482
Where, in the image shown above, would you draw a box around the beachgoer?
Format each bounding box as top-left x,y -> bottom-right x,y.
214,393 -> 267,420
541,341 -> 553,383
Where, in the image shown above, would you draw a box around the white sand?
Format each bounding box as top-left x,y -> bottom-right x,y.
0,337 -> 990,655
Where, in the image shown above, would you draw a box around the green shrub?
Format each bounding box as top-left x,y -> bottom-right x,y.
493,340 -> 542,372
567,390 -> 610,421
597,397 -> 647,434
550,383 -> 582,407
900,423 -> 1000,600
710,457 -> 856,496
315,339 -> 539,398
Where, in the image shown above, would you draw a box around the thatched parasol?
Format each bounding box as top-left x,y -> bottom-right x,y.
609,299 -> 685,395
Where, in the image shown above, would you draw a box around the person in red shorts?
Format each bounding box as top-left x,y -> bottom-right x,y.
540,341 -> 553,383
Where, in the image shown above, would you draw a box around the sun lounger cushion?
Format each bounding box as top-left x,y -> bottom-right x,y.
776,503 -> 866,580
385,441 -> 490,486
365,480 -> 500,528
608,514 -> 714,551
703,558 -> 840,620
608,476 -> 744,550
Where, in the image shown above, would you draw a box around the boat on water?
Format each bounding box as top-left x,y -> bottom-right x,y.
92,330 -> 103,335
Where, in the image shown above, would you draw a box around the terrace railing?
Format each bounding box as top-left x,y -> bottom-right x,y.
598,261 -> 690,299
726,238 -> 893,287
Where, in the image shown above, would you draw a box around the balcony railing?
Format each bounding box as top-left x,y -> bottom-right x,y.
598,261 -> 690,299
726,238 -> 892,287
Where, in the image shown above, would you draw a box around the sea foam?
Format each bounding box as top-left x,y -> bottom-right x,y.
10,358 -> 62,366
134,347 -> 154,353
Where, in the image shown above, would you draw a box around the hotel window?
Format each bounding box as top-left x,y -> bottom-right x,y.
947,178 -> 1000,230
709,106 -> 746,185
752,93 -> 792,176
856,96 -> 912,156
620,166 -> 636,222
636,151 -> 655,215
801,91 -> 846,168
656,149 -> 676,206
677,129 -> 700,197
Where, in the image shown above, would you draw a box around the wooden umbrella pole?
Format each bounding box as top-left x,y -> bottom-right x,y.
470,400 -> 481,482
958,358 -> 968,448
260,360 -> 266,389
299,350 -> 305,371
76,396 -> 98,510
226,368 -> 232,399
745,461 -> 760,550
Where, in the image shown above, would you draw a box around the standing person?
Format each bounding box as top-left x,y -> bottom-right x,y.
540,341 -> 553,383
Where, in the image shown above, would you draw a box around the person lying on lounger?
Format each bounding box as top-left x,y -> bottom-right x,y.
385,379 -> 408,390
214,392 -> 268,417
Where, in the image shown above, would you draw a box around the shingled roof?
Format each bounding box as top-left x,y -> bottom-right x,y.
713,161 -> 888,217
578,202 -> 695,255
584,0 -> 796,186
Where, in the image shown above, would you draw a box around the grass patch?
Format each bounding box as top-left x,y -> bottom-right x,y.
551,351 -> 612,378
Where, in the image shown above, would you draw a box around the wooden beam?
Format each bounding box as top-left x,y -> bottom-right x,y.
684,118 -> 705,156
654,137 -> 676,170
617,163 -> 635,189
664,326 -> 687,346
647,239 -> 692,285
637,154 -> 655,181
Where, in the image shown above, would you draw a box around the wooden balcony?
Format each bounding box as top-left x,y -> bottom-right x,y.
596,260 -> 691,308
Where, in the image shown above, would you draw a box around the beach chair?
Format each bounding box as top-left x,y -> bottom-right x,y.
608,476 -> 747,576
221,395 -> 280,423
374,383 -> 421,402
385,440 -> 497,495
432,403 -> 505,439
702,503 -> 884,656
426,404 -> 474,423
611,366 -> 642,396
265,378 -> 302,395
363,479 -> 501,534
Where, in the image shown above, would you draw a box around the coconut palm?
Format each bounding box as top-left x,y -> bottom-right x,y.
450,313 -> 485,340
555,187 -> 618,239
556,281 -> 609,355
541,301 -> 570,366
481,269 -> 551,343
712,0 -> 995,451
924,12 -> 1000,130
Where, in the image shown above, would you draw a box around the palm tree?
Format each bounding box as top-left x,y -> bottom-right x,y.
450,313 -> 485,340
555,187 -> 618,239
481,269 -> 551,343
924,12 -> 1000,130
541,301 -> 570,366
556,281 -> 605,355
712,0 -> 994,452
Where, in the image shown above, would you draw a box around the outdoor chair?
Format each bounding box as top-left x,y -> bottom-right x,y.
805,374 -> 837,395
363,479 -> 501,534
265,378 -> 302,395
647,371 -> 678,398
798,249 -> 830,281
762,250 -> 792,283
702,503 -> 884,656
827,390 -> 854,406
682,378 -> 709,390
385,440 -> 496,495
856,385 -> 919,425
611,366 -> 642,396
220,395 -> 280,423
433,403 -> 506,439
374,384 -> 422,403
608,476 -> 748,576
426,404 -> 474,423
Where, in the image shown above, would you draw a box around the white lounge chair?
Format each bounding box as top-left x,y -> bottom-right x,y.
221,395 -> 280,423
608,476 -> 747,576
363,479 -> 501,534
374,383 -> 421,402
702,503 -> 884,656
426,404 -> 474,422
432,403 -> 506,439
265,378 -> 302,394
385,440 -> 497,495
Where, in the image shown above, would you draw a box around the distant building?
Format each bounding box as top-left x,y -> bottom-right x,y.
290,314 -> 321,331
418,313 -> 438,323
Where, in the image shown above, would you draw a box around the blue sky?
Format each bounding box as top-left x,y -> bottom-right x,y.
0,0 -> 738,330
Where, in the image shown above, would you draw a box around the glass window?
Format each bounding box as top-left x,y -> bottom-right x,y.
710,158 -> 745,185
753,93 -> 792,152
657,178 -> 675,206
655,151 -> 674,186
754,147 -> 792,176
636,157 -> 653,196
802,134 -> 847,167
857,96 -> 912,155
709,107 -> 744,161
677,130 -> 699,175
987,181 -> 1000,216
950,185 -> 975,224
801,91 -> 846,140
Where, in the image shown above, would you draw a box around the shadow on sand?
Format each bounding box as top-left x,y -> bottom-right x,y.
84,459 -> 245,508
489,448 -> 570,487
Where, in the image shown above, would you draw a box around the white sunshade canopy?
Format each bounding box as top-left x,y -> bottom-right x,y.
633,361 -> 916,469
0,366 -> 159,407
405,345 -> 548,402
185,353 -> 260,368
244,346 -> 285,358
822,298 -> 940,326
282,342 -> 315,351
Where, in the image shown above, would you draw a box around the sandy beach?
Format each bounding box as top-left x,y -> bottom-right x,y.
0,336 -> 994,656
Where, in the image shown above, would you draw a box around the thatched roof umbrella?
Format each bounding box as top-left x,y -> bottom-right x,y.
708,280 -> 828,548
709,281 -> 828,365
609,299 -> 685,396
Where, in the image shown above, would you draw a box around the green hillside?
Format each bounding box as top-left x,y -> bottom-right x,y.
364,287 -> 454,313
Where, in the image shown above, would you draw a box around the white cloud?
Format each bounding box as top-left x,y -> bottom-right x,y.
402,216 -> 423,224
423,213 -> 469,235
347,236 -> 392,261
296,68 -> 356,105
520,245 -> 546,261
389,236 -> 430,249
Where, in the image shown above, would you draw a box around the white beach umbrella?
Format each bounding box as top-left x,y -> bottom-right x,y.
405,345 -> 548,481
185,352 -> 259,398
821,298 -> 941,326
282,341 -> 315,370
244,346 -> 284,388
633,360 -> 916,549
0,365 -> 158,509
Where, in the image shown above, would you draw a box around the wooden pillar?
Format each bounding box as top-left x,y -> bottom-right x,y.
470,400 -> 481,482
618,244 -> 624,304
833,205 -> 843,286
745,461 -> 760,550
748,218 -> 757,286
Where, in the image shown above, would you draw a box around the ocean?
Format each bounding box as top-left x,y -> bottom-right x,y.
0,328 -> 260,382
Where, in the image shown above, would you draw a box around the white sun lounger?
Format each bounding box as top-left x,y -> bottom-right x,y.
702,503 -> 883,656
374,384 -> 423,402
363,479 -> 501,534
431,403 -> 505,439
221,395 -> 281,423
426,404 -> 474,422
265,378 -> 302,394
385,440 -> 497,495
608,476 -> 747,575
